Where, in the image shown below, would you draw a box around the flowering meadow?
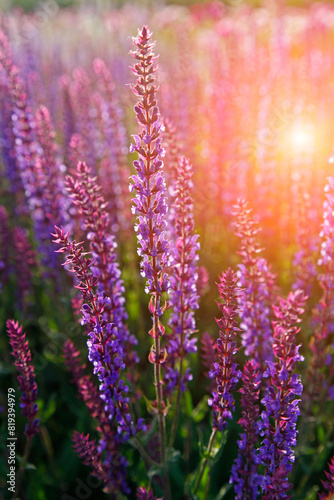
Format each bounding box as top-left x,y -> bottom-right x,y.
1,1 -> 334,499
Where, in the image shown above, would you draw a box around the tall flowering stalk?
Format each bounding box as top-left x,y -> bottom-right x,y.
63,339 -> 129,494
164,158 -> 199,389
0,32 -> 69,278
230,360 -> 262,499
319,456 -> 334,500
164,156 -> 199,452
6,319 -> 39,499
65,161 -> 138,369
52,227 -> 142,440
93,58 -> 132,237
195,268 -> 242,495
233,198 -> 276,375
292,189 -> 317,295
130,25 -> 170,488
208,268 -> 242,432
259,289 -> 307,499
306,177 -> 334,409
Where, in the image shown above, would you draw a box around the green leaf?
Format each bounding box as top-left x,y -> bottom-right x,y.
191,396 -> 209,423
214,483 -> 233,500
184,391 -> 194,416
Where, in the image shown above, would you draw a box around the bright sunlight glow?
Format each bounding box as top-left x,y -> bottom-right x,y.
284,121 -> 316,157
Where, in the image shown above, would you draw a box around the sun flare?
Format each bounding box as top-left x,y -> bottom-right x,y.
284,121 -> 316,157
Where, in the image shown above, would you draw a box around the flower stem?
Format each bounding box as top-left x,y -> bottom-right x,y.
193,429 -> 217,496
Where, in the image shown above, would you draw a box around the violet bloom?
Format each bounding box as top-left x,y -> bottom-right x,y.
130,26 -> 170,463
164,157 -> 199,395
137,486 -> 162,500
259,290 -> 307,499
319,455 -> 334,500
0,34 -> 70,277
64,339 -> 129,495
208,268 -> 242,431
306,177 -> 334,407
6,320 -> 39,438
72,432 -> 105,483
292,190 -> 317,295
233,198 -> 276,375
230,360 -> 262,500
0,206 -> 11,292
65,161 -> 138,369
13,226 -> 36,307
93,58 -> 132,237
52,227 -> 143,442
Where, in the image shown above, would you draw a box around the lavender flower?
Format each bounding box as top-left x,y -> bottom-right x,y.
306,177 -> 334,408
0,205 -> 11,291
164,156 -> 199,395
13,226 -> 36,307
230,360 -> 262,500
64,339 -> 129,494
208,268 -> 242,432
65,161 -> 138,368
93,58 -> 132,236
233,198 -> 276,375
259,290 -> 307,499
6,320 -> 39,438
201,332 -> 217,383
0,33 -> 69,278
292,189 -> 317,295
130,26 -> 170,467
319,455 -> 334,500
52,226 -> 141,441
136,486 -> 162,500
72,432 -> 105,483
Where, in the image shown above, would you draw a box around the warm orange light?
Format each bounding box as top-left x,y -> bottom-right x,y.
283,121 -> 316,157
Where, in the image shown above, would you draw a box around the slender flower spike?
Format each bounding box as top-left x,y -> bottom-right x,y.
6,320 -> 39,438
63,340 -> 130,494
130,26 -> 170,467
164,156 -> 200,395
130,26 -> 170,300
233,198 -> 276,375
52,226 -> 139,441
230,360 -> 262,500
208,268 -> 243,432
259,290 -> 307,499
136,486 -> 163,500
65,161 -> 138,368
306,177 -> 334,407
319,456 -> 334,500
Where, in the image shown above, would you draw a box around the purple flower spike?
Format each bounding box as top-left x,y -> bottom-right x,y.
64,339 -> 130,495
6,320 -> 39,438
72,432 -> 105,483
319,455 -> 334,500
306,177 -> 334,407
52,226 -> 135,440
208,268 -> 242,432
136,486 -> 163,500
259,289 -> 307,499
65,161 -> 138,369
164,156 -> 200,395
230,360 -> 262,500
130,26 -> 170,299
130,26 -> 170,449
233,198 -> 276,375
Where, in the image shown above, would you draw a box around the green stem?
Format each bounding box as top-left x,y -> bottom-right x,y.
193,429 -> 217,496
167,358 -> 183,455
132,436 -> 162,468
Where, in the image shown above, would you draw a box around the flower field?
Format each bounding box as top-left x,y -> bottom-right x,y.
1,2 -> 334,499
